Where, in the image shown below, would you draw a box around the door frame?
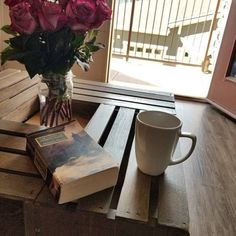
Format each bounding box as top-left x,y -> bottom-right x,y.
207,0 -> 236,119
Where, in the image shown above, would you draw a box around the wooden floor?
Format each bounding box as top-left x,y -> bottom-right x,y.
176,100 -> 236,236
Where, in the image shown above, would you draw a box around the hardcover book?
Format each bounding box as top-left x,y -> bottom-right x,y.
26,120 -> 119,204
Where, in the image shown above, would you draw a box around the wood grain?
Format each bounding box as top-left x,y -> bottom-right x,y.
0,133 -> 26,154
85,103 -> 115,142
158,164 -> 189,232
0,97 -> 234,236
73,87 -> 175,108
0,198 -> 25,236
0,68 -> 21,81
0,119 -> 45,136
103,107 -> 135,165
0,70 -> 29,90
0,76 -> 39,103
73,93 -> 175,114
0,69 -> 39,122
116,140 -> 151,222
72,77 -> 176,115
0,84 -> 38,118
176,100 -> 236,236
77,106 -> 135,215
0,151 -> 39,175
76,187 -> 114,214
24,202 -> 110,236
74,78 -> 175,102
2,96 -> 39,122
0,172 -> 44,200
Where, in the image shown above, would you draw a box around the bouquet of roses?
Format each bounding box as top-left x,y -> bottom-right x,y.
1,0 -> 112,126
1,0 -> 112,78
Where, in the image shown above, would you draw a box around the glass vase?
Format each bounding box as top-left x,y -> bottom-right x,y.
39,71 -> 73,127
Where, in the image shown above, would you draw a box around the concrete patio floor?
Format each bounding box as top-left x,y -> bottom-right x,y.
109,58 -> 212,99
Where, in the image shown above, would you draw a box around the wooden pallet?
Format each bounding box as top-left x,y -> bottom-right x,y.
0,69 -> 39,122
0,102 -> 189,235
0,68 -> 175,122
73,78 -> 176,114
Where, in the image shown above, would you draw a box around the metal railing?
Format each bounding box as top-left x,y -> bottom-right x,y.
112,0 -> 222,66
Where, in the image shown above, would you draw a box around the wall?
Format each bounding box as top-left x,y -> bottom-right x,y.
0,2 -> 25,71
0,2 -> 5,68
0,3 -> 10,66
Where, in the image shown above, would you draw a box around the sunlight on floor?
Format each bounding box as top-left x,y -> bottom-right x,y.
109,58 -> 212,99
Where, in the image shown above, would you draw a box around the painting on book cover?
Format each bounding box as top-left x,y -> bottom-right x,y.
34,122 -> 117,185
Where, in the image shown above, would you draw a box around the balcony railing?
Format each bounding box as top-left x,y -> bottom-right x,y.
112,0 -> 223,67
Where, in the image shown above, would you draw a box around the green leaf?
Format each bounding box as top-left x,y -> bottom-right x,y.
1,25 -> 17,36
85,42 -> 105,52
4,40 -> 10,44
95,43 -> 105,49
9,36 -> 26,50
23,52 -> 45,78
75,56 -> 90,71
88,36 -> 97,45
1,46 -> 19,65
87,30 -> 99,41
1,25 -> 105,76
25,64 -> 38,79
72,33 -> 85,49
24,33 -> 41,51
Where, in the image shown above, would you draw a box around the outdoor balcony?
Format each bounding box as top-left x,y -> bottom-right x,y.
109,0 -> 230,98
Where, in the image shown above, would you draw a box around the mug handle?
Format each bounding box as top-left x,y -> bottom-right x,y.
169,132 -> 197,165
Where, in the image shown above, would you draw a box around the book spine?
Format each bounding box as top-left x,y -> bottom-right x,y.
26,142 -> 35,158
26,139 -> 61,202
36,150 -> 61,202
34,150 -> 48,181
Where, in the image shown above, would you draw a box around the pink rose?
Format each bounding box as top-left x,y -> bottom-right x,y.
66,0 -> 111,31
5,0 -> 45,18
90,0 -> 112,29
66,0 -> 96,31
28,0 -> 45,9
26,1 -> 47,20
38,2 -> 67,31
4,0 -> 25,7
4,0 -> 45,7
58,0 -> 68,8
9,2 -> 37,34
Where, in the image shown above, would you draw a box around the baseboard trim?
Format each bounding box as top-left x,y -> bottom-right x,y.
207,99 -> 236,120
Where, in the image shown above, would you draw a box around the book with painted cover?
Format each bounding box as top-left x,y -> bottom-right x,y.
26,120 -> 119,204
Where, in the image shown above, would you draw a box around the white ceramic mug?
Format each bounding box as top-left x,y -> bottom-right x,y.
135,111 -> 196,176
